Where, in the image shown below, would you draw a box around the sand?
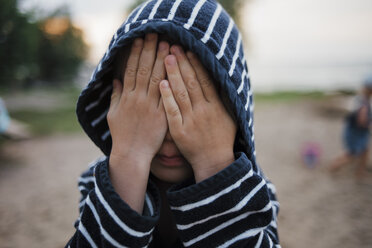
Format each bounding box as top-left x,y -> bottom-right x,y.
0,96 -> 371,248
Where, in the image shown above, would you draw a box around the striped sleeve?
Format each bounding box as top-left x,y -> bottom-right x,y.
66,157 -> 161,248
167,152 -> 280,248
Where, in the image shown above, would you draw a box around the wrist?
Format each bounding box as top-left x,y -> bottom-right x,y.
192,150 -> 235,183
109,151 -> 153,170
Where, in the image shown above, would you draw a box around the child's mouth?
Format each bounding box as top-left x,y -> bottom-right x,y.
155,154 -> 185,167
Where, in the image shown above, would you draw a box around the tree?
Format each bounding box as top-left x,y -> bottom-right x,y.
0,0 -> 40,88
0,0 -> 89,89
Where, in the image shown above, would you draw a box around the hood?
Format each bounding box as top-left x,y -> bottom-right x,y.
76,0 -> 257,168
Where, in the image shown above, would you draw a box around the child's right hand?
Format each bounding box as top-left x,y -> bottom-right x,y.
107,33 -> 170,169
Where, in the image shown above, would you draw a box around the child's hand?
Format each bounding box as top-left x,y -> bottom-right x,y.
159,46 -> 237,182
108,33 -> 170,167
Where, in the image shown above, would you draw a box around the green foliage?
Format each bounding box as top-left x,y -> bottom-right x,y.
254,91 -> 326,103
0,0 -> 88,89
37,16 -> 88,83
10,107 -> 82,135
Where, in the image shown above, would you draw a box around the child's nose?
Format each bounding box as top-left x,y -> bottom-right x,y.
165,129 -> 173,142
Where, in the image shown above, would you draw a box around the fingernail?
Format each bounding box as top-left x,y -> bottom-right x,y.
186,51 -> 194,59
160,80 -> 169,89
146,33 -> 157,41
159,41 -> 168,51
134,38 -> 143,46
166,55 -> 176,65
171,45 -> 182,55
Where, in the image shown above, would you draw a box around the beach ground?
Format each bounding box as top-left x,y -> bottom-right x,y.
0,95 -> 371,248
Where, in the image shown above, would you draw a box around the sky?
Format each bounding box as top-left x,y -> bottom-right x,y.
19,0 -> 372,92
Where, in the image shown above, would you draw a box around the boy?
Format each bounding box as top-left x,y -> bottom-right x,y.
330,78 -> 372,179
68,0 -> 279,247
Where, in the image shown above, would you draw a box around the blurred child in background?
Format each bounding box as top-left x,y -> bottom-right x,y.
330,76 -> 372,179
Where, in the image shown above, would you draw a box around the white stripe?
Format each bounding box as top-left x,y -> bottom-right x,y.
125,0 -> 151,32
148,0 -> 162,20
268,235 -> 274,248
124,4 -> 141,25
85,85 -> 113,112
229,34 -> 242,76
271,200 -> 280,207
237,69 -> 246,94
91,109 -> 109,127
251,134 -> 255,142
201,4 -> 222,43
79,199 -> 86,209
86,196 -> 130,248
253,150 -> 257,157
79,177 -> 95,184
125,23 -> 130,33
132,1 -> 150,23
267,183 -> 277,194
269,219 -> 278,229
254,231 -> 264,248
88,156 -> 106,169
245,90 -> 252,111
216,18 -> 234,59
184,0 -> 207,29
94,173 -> 153,237
177,191 -> 271,230
167,0 -> 182,20
248,117 -> 253,127
184,202 -> 270,247
78,222 -> 98,248
101,130 -> 111,141
171,169 -> 253,211
216,227 -> 265,248
145,194 -> 154,216
78,186 -> 88,192
97,61 -> 102,72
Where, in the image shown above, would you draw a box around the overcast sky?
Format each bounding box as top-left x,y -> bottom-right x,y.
19,0 -> 372,91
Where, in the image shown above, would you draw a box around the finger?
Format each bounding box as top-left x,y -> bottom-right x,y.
186,51 -> 218,102
159,80 -> 183,129
148,41 -> 170,101
109,79 -> 123,110
123,38 -> 143,93
136,33 -> 158,92
164,55 -> 192,115
171,45 -> 205,107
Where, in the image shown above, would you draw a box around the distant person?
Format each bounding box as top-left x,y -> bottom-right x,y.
330,76 -> 372,178
66,0 -> 279,247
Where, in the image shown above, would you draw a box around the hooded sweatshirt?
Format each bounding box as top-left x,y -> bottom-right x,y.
68,0 -> 280,247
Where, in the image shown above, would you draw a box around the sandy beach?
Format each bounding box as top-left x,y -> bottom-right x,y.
0,95 -> 371,248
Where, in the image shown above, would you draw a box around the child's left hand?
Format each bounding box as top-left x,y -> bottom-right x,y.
159,45 -> 237,183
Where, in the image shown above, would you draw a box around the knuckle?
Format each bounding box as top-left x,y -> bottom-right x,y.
176,90 -> 189,103
125,66 -> 137,78
169,107 -> 180,117
199,77 -> 211,87
137,66 -> 151,77
150,73 -> 162,86
186,78 -> 198,90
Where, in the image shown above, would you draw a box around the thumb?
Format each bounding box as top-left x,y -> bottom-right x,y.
110,79 -> 123,109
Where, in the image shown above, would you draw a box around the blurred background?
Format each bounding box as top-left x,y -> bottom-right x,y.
0,0 -> 371,247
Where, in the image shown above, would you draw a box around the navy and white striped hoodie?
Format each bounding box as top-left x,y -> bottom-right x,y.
69,0 -> 280,247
